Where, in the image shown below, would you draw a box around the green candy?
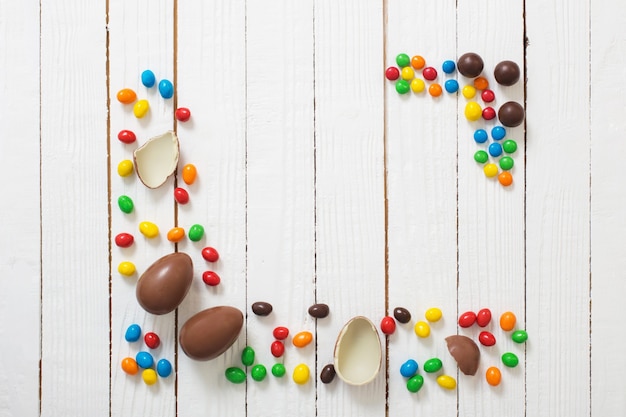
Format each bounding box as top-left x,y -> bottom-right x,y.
241,346 -> 255,367
396,53 -> 410,68
188,224 -> 205,242
225,367 -> 246,384
512,330 -> 528,344
117,195 -> 134,214
272,363 -> 286,377
499,156 -> 515,171
423,358 -> 443,373
395,79 -> 410,95
502,352 -> 519,368
474,150 -> 489,164
251,364 -> 267,382
406,374 -> 424,393
503,139 -> 518,154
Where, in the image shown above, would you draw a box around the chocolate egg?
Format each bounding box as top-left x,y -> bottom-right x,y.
445,334 -> 480,376
179,306 -> 244,361
136,252 -> 193,315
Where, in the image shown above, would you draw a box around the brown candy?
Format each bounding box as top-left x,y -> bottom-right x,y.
498,101 -> 525,127
320,364 -> 336,384
393,307 -> 411,324
251,301 -> 273,316
494,60 -> 520,86
457,52 -> 484,78
136,252 -> 193,315
179,306 -> 244,361
445,335 -> 480,376
308,303 -> 330,319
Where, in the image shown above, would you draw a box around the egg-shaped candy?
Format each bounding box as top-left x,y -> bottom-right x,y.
179,306 -> 244,361
136,252 -> 193,315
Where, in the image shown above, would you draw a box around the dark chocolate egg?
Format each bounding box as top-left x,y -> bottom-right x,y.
179,306 -> 244,361
136,252 -> 193,315
498,101 -> 525,127
457,52 -> 484,78
494,60 -> 521,86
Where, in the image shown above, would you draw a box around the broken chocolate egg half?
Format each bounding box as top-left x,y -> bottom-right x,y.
133,130 -> 180,188
445,334 -> 481,376
333,316 -> 382,386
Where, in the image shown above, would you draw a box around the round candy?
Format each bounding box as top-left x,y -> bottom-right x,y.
424,307 -> 442,322
188,224 -> 205,241
476,308 -> 492,327
225,367 -> 246,383
494,60 -> 521,86
462,85 -> 476,99
512,329 -> 528,343
482,107 -> 496,120
118,261 -> 136,276
498,101 -> 525,127
385,66 -> 400,81
117,160 -> 134,177
118,195 -> 134,213
489,143 -> 503,157
502,352 -> 519,368
125,324 -> 142,342
499,156 -> 514,171
271,340 -> 285,357
133,99 -> 150,118
292,331 -> 313,348
251,301 -> 273,316
498,171 -> 513,186
464,102 -> 482,121
115,232 -> 134,248
320,364 -> 336,384
141,70 -> 156,88
273,326 -> 289,340
474,150 -> 489,164
481,89 -> 495,103
410,78 -> 425,93
491,126 -> 506,140
201,247 -> 220,262
292,363 -> 310,384
380,316 -> 396,335
442,60 -> 456,74
142,369 -> 157,385
116,88 -> 137,104
175,107 -> 191,122
486,366 -> 502,386
428,83 -> 443,97
395,80 -> 410,94
474,129 -> 488,143
144,332 -> 160,349
436,375 -> 457,390
422,67 -> 437,81
444,79 -> 459,93
414,321 -> 430,338
174,187 -> 189,204
272,363 -> 286,378
478,331 -> 496,346
202,271 -> 221,286
158,79 -> 174,99
503,139 -> 518,154
396,53 -> 410,68
500,311 -> 517,331
167,227 -> 185,242
182,164 -> 198,185
241,346 -> 255,367
156,358 -> 172,377
393,307 -> 411,323
400,359 -> 419,378
423,358 -> 443,373
407,374 -> 424,393
484,163 -> 498,178
457,52 -> 484,78
411,55 -> 426,69
458,311 -> 476,328
474,76 -> 489,90
401,66 -> 415,81
139,221 -> 159,238
251,364 -> 267,381
118,130 -> 136,144
136,351 -> 154,369
121,357 -> 139,375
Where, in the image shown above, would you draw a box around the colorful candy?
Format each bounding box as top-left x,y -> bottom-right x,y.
272,363 -> 287,378
401,66 -> 414,81
512,330 -> 528,343
498,171 -> 513,186
414,321 -> 430,338
167,227 -> 185,242
142,369 -> 157,385
488,142 -> 503,157
396,53 -> 410,68
400,359 -> 418,377
158,79 -> 174,99
117,130 -> 137,144
442,60 -> 456,74
481,89 -> 495,102
502,139 -> 518,153
121,357 -> 139,375
474,76 -> 489,90
478,331 -> 496,346
175,107 -> 191,122
271,340 -> 285,357
292,331 -> 313,348
425,307 -> 442,322
241,346 -> 255,367
117,261 -> 136,276
116,88 -> 137,104
225,367 -> 246,383
484,163 -> 498,178
125,324 -> 141,342
476,308 -> 492,327
423,357 -> 443,373
273,326 -> 289,340
187,224 -> 204,241
458,311 -> 477,328
292,363 -> 310,384
115,233 -> 134,248
444,79 -> 459,93
499,156 -> 514,170
474,129 -> 488,143
407,374 -> 424,393
491,126 -> 506,140
156,358 -> 172,377
464,102 -> 482,121
501,352 -> 519,368
428,83 -> 443,97
393,307 -> 411,323
144,332 -> 160,349
251,364 -> 267,381
395,80 -> 410,94
482,107 -> 496,120
117,160 -> 134,177
202,271 -> 220,286
422,67 -> 437,81
411,55 -> 426,70
436,375 -> 457,390
133,99 -> 150,118
474,150 -> 489,164
486,366 -> 502,386
385,66 -> 400,81
141,70 -> 156,88
201,247 -> 220,262
499,311 -> 517,331
410,78 -> 425,93
139,221 -> 159,238
462,85 -> 476,99
135,351 -> 154,369
174,187 -> 189,204
117,195 -> 134,213
182,164 -> 198,185
380,316 -> 396,335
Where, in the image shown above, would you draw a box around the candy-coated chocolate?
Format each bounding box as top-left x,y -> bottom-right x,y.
241,346 -> 255,366
117,160 -> 134,177
423,357 -> 443,373
481,89 -> 495,103
474,129 -> 488,143
202,271 -> 220,286
118,261 -> 136,276
117,88 -> 137,104
482,107 -> 496,120
292,331 -> 313,348
125,324 -> 141,342
139,221 -> 159,238
201,247 -> 219,262
385,66 -> 400,81
396,53 -> 410,68
457,52 -> 484,78
142,369 -> 157,385
158,79 -> 174,99
499,156 -> 514,171
273,326 -> 289,340
437,375 -> 457,389
407,374 -> 424,393
458,311 -> 477,328
400,359 -> 418,377
179,306 -> 244,361
117,195 -> 134,213
425,307 -> 442,322
498,171 -> 513,186
308,303 -> 330,318
141,70 -> 156,88
156,359 -> 172,377
271,340 -> 285,357
272,363 -> 286,378
395,80 -> 410,94
489,143 -> 503,157
401,66 -> 415,81
422,66 -> 437,81
251,301 -> 273,316
182,164 -> 197,185
188,224 -> 205,242
411,55 -> 425,69
414,321 -> 430,338
133,99 -> 150,118
121,357 -> 139,375
462,85 -> 476,99
491,126 -> 506,140
144,332 -> 160,349
292,363 -> 310,384
501,352 -> 519,368
320,364 -> 336,384
429,83 -> 442,97
115,232 -> 134,248
446,335 -> 480,376
380,316 -> 396,335
393,307 -> 411,323
410,78 -> 425,93
512,329 -> 528,343
444,79 -> 459,93
136,351 -> 154,369
251,364 -> 267,381
476,308 -> 492,327
498,101 -> 525,127
174,187 -> 189,204
464,102 -> 482,121
478,331 -> 496,346
486,366 -> 502,386
503,139 -> 518,154
167,227 -> 185,242
117,130 -> 137,144
175,107 -> 191,122
494,60 -> 520,86
442,60 -> 456,74
484,163 -> 498,178
474,150 -> 489,164
500,311 -> 517,331
474,76 -> 489,90
225,367 -> 246,383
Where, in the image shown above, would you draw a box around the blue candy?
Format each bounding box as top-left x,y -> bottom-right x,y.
489,142 -> 503,157
474,129 -> 488,144
491,126 -> 506,141
136,351 -> 154,369
444,79 -> 459,93
157,359 -> 173,377
400,359 -> 419,378
158,79 -> 174,99
442,60 -> 456,74
141,70 -> 156,88
125,324 -> 141,342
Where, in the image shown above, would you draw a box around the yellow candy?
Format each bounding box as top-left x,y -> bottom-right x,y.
437,375 -> 456,389
117,159 -> 134,177
118,261 -> 136,276
425,307 -> 442,322
292,363 -> 310,385
401,66 -> 415,81
414,320 -> 431,338
133,99 -> 150,118
462,85 -> 476,99
464,102 -> 482,121
142,368 -> 157,385
410,78 -> 425,93
484,163 -> 498,178
139,221 -> 159,238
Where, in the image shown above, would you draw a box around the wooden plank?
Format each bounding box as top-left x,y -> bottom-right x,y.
314,1 -> 386,415
525,1 -> 591,416
40,1 -> 109,415
385,0 -> 458,415
175,1 -> 247,416
108,1 -> 176,416
590,2 -> 626,415
0,1 -> 41,416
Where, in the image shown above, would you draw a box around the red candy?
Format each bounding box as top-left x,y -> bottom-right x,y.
115,233 -> 134,248
482,107 -> 496,120
385,66 -> 400,81
273,326 -> 289,340
422,66 -> 437,81
144,332 -> 160,349
202,271 -> 220,286
117,130 -> 136,144
476,308 -> 492,327
271,340 -> 285,358
380,316 -> 396,335
175,107 -> 191,122
174,187 -> 189,204
478,331 -> 496,346
458,311 -> 477,328
481,89 -> 495,103
201,247 -> 219,262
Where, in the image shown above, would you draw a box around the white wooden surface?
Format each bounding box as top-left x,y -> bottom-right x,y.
1,0 -> 624,416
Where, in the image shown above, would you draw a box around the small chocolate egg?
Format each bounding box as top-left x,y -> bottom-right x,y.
136,252 -> 193,315
457,52 -> 484,78
445,335 -> 480,376
498,101 -> 525,127
494,60 -> 521,86
179,306 -> 244,361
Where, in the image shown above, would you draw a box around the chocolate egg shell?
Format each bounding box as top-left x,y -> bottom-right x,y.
136,252 -> 193,315
333,316 -> 382,386
133,131 -> 180,189
179,306 -> 244,361
445,334 -> 480,376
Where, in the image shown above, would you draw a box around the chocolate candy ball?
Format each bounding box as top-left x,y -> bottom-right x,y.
494,60 -> 521,86
457,53 -> 484,78
498,101 -> 525,127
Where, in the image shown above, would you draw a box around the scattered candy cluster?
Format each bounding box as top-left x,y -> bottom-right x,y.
120,324 -> 173,385
385,52 -> 524,187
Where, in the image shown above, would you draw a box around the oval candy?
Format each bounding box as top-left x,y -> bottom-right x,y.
292,331 -> 313,348
478,331 -> 496,347
407,374 -> 424,393
225,367 -> 246,384
458,311 -> 477,328
320,364 -> 336,384
133,99 -> 150,118
117,88 -> 137,104
136,252 -> 193,315
423,357 -> 443,373
393,307 -> 411,323
251,301 -> 273,316
476,308 -> 492,327
117,130 -> 136,144
182,163 -> 197,185
179,306 -> 244,361
308,303 -> 330,319
115,232 -> 134,248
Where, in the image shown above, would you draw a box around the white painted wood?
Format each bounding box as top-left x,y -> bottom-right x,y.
108,1 -> 176,416
0,1 -> 41,416
314,1 -> 387,416
176,1 -> 248,416
526,1 -> 591,416
39,1 -> 109,416
590,2 -> 626,416
385,1 -> 459,415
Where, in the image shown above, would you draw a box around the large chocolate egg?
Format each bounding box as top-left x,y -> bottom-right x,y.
179,306 -> 244,361
136,252 -> 193,315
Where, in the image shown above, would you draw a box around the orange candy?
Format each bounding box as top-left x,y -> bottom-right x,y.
182,164 -> 197,185
429,83 -> 443,97
167,227 -> 185,243
411,55 -> 426,70
499,311 -> 517,331
498,171 -> 513,187
474,76 -> 489,90
121,357 -> 139,375
116,88 -> 137,104
486,366 -> 502,386
292,331 -> 313,348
